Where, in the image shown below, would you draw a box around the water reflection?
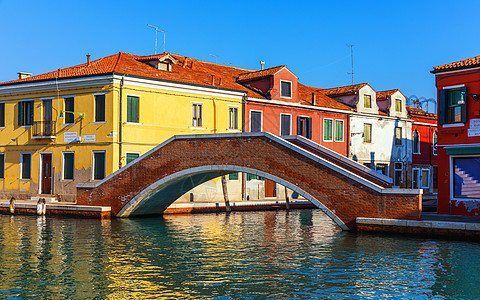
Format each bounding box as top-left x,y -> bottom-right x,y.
0,210 -> 479,299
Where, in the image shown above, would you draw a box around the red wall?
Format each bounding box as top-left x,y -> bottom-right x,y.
411,117 -> 438,166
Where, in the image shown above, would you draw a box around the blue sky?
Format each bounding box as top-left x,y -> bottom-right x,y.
1,0 -> 479,112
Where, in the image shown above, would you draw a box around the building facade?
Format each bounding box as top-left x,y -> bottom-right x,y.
432,56 -> 480,216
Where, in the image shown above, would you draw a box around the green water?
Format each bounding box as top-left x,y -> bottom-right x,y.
0,210 -> 479,299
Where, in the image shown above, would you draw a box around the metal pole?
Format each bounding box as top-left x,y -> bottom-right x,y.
346,44 -> 354,85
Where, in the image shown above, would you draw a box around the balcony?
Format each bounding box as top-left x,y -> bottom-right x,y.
33,121 -> 56,139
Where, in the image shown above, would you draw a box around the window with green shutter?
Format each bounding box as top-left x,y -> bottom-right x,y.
63,152 -> 74,180
18,101 -> 33,126
335,120 -> 344,142
228,173 -> 238,180
93,152 -> 105,180
0,153 -> 4,178
126,153 -> 140,164
21,153 -> 31,179
127,96 -> 139,123
64,97 -> 75,124
95,95 -> 105,122
323,119 -> 333,141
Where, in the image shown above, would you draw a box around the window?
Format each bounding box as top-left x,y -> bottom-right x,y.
63,152 -> 74,180
127,96 -> 139,123
229,107 -> 238,130
250,111 -> 262,132
20,153 -> 31,179
363,123 -> 372,143
412,168 -> 420,189
126,153 -> 139,165
247,173 -> 264,181
394,162 -> 402,187
297,116 -> 312,139
375,163 -> 388,176
192,103 -> 202,127
280,114 -> 291,136
335,120 -> 344,142
228,173 -> 238,180
433,166 -> 438,192
95,94 -> 106,122
0,153 -> 4,178
433,130 -> 437,155
413,129 -> 420,154
395,127 -> 402,145
439,87 -> 466,125
93,151 -> 106,180
323,119 -> 333,141
395,99 -> 402,112
281,81 -> 292,98
64,97 -> 74,124
18,100 -> 33,126
364,94 -> 371,108
453,157 -> 480,199
421,169 -> 429,188
0,102 -> 5,127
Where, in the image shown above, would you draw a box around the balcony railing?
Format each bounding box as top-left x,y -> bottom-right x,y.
33,121 -> 56,138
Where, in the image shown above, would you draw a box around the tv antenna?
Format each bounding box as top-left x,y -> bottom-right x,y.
346,44 -> 354,85
209,54 -> 218,63
147,24 -> 166,54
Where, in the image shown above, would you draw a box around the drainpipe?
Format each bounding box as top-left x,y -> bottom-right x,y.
241,93 -> 247,201
119,75 -> 125,169
212,97 -> 217,133
346,113 -> 351,158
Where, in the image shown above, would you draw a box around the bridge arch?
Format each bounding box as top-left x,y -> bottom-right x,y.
117,165 -> 348,230
77,132 -> 421,230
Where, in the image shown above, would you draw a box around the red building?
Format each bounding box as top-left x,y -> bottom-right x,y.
407,107 -> 438,195
431,56 -> 480,216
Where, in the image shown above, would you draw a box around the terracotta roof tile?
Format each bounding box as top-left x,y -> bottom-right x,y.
432,56 -> 480,73
376,89 -> 399,99
298,84 -> 354,111
321,83 -> 369,97
237,66 -> 286,82
407,106 -> 437,120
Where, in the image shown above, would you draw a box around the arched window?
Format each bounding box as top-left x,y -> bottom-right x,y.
413,129 -> 420,154
433,130 -> 437,155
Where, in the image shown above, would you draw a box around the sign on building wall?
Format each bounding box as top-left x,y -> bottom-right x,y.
468,119 -> 480,137
83,135 -> 96,142
64,132 -> 78,143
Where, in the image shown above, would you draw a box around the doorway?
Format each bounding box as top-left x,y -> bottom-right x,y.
41,153 -> 53,194
265,179 -> 277,198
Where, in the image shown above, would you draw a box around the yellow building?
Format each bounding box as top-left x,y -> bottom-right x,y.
0,52 -> 255,201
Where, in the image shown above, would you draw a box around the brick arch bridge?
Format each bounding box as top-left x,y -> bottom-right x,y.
76,133 -> 421,230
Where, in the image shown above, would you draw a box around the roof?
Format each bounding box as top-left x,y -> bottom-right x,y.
237,65 -> 286,82
376,89 -> 400,100
432,55 -> 480,73
297,84 -> 354,111
321,83 -> 369,97
407,106 -> 437,120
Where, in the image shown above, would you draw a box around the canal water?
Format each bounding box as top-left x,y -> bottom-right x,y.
0,210 -> 479,299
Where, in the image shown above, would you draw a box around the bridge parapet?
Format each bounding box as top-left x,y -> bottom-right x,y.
77,132 -> 422,230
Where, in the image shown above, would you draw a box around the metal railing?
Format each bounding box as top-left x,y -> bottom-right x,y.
33,121 -> 55,138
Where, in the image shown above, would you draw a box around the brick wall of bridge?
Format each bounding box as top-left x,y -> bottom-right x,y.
76,135 -> 421,229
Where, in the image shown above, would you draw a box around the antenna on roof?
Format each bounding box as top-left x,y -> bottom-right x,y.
346,44 -> 354,85
147,24 -> 166,54
209,54 -> 218,64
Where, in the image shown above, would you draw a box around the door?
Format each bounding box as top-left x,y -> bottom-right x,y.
265,179 -> 277,198
41,154 -> 53,194
412,169 -> 420,189
43,100 -> 52,136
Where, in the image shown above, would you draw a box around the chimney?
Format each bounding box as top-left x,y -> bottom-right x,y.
312,93 -> 316,105
219,77 -> 222,86
87,54 -> 91,65
211,74 -> 215,86
17,72 -> 32,80
183,57 -> 189,68
260,61 -> 265,70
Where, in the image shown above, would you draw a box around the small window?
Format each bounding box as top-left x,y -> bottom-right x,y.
281,81 -> 292,98
0,153 -> 4,178
0,102 -> 5,127
126,153 -> 140,165
21,153 -> 31,179
433,130 -> 437,155
323,119 -> 333,141
298,116 -> 312,139
363,123 -> 372,143
93,151 -> 106,180
280,114 -> 291,136
229,107 -> 238,130
127,96 -> 139,123
192,103 -> 202,127
335,120 -> 344,142
375,163 -> 388,176
95,95 -> 106,122
250,111 -> 262,132
394,162 -> 403,187
421,169 -> 429,188
18,100 -> 34,126
247,173 -> 264,181
228,173 -> 238,181
63,152 -> 74,180
364,95 -> 371,108
64,97 -> 75,124
395,127 -> 402,145
413,129 -> 420,154
395,99 -> 402,112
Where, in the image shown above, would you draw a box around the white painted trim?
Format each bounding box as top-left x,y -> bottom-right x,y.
412,168 -> 420,189
39,152 -> 54,194
433,130 -> 438,156
126,94 -> 141,98
92,151 -> 106,180
92,92 -> 107,96
39,97 -> 54,100
412,121 -> 437,127
227,104 -> 240,108
323,118 -> 334,142
228,106 -> 239,130
62,151 -> 75,180
280,80 -> 293,99
280,113 -> 292,136
442,143 -> 480,149
273,66 -> 298,79
249,109 -> 263,132
92,121 -> 107,124
442,84 -> 465,89
20,152 -> 32,180
125,151 -> 141,165
62,95 -> 75,99
334,119 -> 344,142
442,123 -> 464,128
420,168 -> 430,189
